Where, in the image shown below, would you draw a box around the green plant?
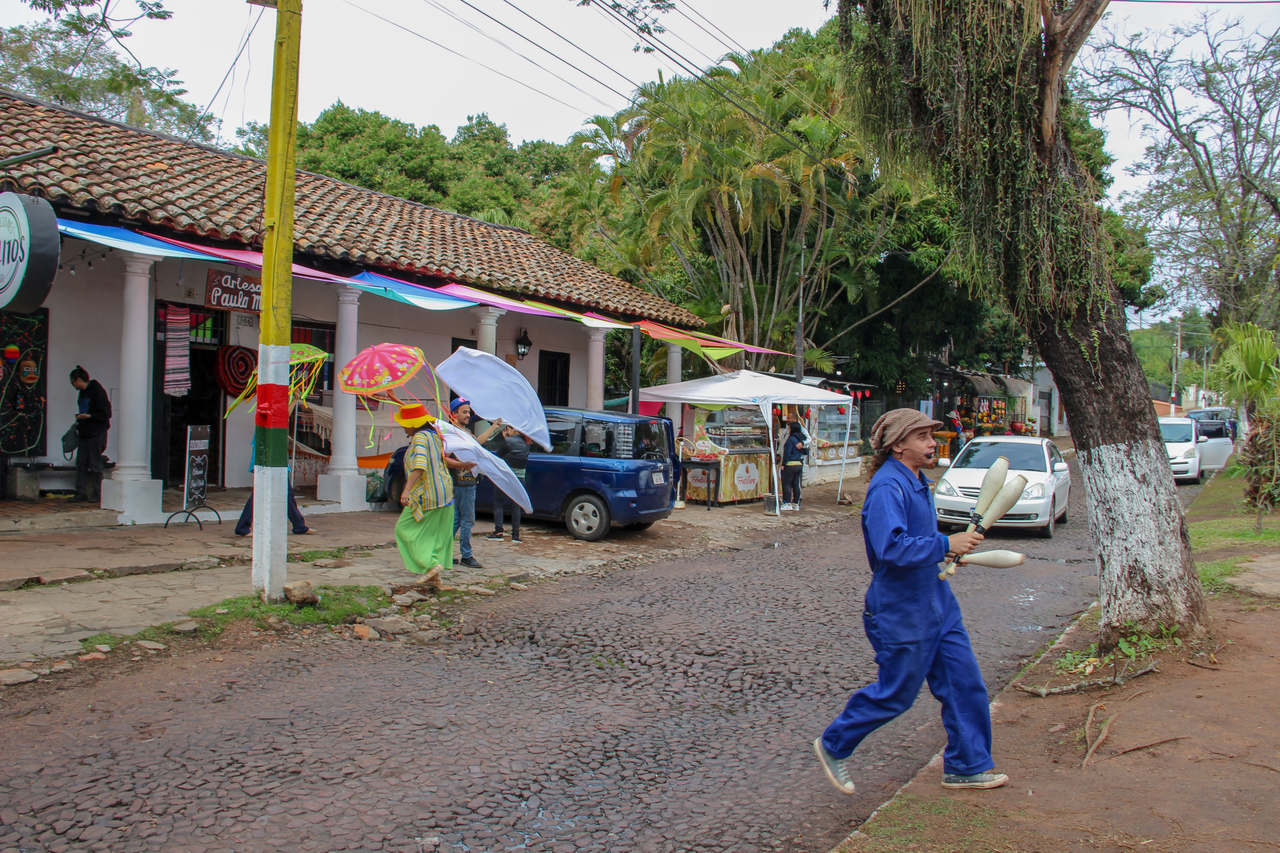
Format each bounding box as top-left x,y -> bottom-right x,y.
1055,623 -> 1181,676
1197,557 -> 1250,594
187,584 -> 391,636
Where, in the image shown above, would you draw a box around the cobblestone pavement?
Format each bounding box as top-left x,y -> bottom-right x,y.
0,477 -> 1100,852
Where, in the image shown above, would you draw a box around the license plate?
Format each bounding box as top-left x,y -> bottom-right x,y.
652,471 -> 666,485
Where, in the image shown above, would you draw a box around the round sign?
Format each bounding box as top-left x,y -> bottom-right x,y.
0,193 -> 59,314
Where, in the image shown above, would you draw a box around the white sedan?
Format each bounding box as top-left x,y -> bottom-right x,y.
933,436 -> 1071,538
1160,416 -> 1233,483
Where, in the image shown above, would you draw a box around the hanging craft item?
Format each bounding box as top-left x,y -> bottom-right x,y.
215,345 -> 257,397
225,343 -> 329,416
338,343 -> 436,448
162,304 -> 191,397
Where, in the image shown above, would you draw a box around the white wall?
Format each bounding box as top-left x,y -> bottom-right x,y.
35,241 -> 595,490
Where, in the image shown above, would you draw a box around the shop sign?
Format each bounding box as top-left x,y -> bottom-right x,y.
205,268 -> 262,313
183,424 -> 210,507
0,192 -> 59,314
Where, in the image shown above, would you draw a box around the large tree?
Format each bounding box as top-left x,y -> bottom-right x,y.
1077,18 -> 1279,329
823,0 -> 1206,645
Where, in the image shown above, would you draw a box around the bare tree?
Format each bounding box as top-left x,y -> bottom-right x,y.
1077,18 -> 1280,328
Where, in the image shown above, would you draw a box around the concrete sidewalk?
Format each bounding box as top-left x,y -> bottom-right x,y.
0,484 -> 862,665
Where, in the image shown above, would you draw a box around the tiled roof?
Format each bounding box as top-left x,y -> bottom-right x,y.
0,91 -> 701,327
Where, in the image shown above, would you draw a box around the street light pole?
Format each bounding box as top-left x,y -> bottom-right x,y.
251,0 -> 302,602
1170,317 -> 1181,416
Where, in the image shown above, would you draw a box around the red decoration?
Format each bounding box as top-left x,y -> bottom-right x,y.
837,406 -> 846,415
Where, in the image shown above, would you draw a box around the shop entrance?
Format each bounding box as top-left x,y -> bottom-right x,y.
151,303 -> 226,488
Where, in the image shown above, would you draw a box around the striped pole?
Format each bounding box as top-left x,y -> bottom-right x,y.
252,0 -> 302,601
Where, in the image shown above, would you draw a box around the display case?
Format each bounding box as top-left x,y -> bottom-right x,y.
807,405 -> 860,466
681,407 -> 771,504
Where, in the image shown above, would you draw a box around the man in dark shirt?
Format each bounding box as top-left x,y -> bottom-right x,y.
487,427 -> 529,544
69,365 -> 111,502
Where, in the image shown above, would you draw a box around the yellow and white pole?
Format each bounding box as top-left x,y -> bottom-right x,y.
251,0 -> 302,601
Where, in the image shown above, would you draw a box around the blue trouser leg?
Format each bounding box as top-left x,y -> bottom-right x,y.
235,486 -> 307,535
452,484 -> 475,559
926,621 -> 994,775
822,611 -> 931,759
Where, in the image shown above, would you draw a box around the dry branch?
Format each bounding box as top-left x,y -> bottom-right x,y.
1103,735 -> 1188,760
1081,713 -> 1118,767
1015,662 -> 1160,697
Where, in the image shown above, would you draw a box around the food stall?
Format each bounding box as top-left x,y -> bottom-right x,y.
639,370 -> 856,515
681,407 -> 771,504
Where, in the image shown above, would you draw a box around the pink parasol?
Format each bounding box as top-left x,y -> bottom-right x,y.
338,343 -> 427,403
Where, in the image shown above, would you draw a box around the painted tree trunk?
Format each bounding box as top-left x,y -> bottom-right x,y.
1025,159 -> 1207,647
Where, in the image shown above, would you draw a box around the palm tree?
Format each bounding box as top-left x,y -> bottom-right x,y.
1213,323 -> 1280,529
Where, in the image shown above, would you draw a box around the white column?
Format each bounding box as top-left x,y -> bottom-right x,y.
587,328 -> 606,410
665,342 -> 682,419
101,252 -> 163,522
316,285 -> 366,508
475,306 -> 505,355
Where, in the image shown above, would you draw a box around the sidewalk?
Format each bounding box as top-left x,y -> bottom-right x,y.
0,483 -> 862,665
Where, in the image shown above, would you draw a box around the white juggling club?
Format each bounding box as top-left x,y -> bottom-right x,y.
956,549 -> 1026,568
937,456 -> 1008,579
940,473 -> 1028,579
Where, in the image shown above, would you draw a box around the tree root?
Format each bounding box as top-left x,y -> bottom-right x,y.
1015,662 -> 1160,697
1081,712 -> 1117,767
1103,735 -> 1188,760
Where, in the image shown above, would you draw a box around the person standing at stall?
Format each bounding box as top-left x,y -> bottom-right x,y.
69,365 -> 111,503
812,408 -> 1006,795
780,421 -> 808,511
395,404 -> 474,590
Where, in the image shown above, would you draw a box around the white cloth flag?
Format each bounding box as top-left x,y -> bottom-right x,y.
436,347 -> 551,451
437,420 -> 533,514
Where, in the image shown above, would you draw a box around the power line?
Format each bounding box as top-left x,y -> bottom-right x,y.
423,0 -> 614,109
342,0 -> 592,114
186,5 -> 264,141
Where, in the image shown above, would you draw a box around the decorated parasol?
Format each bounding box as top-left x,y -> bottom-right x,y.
338,343 -> 427,403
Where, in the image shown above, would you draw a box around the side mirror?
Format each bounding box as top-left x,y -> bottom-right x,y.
936,457 -> 951,468
1053,461 -> 1068,473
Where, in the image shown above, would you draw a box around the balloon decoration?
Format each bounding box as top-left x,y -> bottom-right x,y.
214,345 -> 257,397
2,344 -> 18,362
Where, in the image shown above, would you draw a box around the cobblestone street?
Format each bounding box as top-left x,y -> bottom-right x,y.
0,489 -> 1098,853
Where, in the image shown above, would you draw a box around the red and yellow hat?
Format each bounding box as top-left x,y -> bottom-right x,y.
393,403 -> 434,429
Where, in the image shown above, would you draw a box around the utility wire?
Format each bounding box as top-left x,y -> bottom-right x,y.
424,0 -> 614,108
343,0 -> 592,114
186,5 -> 264,141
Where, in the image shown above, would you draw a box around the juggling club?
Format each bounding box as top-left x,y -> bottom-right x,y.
941,474 -> 1028,579
937,456 -> 1009,579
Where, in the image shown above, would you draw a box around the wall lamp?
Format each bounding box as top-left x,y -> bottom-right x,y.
515,328 -> 532,360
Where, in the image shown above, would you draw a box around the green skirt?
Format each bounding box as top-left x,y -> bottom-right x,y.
394,504 -> 453,574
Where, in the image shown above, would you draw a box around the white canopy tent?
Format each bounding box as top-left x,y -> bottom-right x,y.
639,370 -> 856,515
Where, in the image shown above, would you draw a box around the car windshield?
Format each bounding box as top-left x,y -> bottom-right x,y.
1160,422 -> 1194,443
952,442 -> 1046,473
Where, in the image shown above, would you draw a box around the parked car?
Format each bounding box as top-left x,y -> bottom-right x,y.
383,408 -> 679,541
933,436 -> 1071,538
1160,416 -> 1232,483
1187,406 -> 1240,440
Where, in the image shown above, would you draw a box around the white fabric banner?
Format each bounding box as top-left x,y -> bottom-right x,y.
437,347 -> 551,451
438,420 -> 533,514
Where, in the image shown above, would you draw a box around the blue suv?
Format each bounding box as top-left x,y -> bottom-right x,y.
382,408 -> 679,541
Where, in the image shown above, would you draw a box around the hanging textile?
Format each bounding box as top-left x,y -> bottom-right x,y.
163,304 -> 191,397
215,345 -> 257,397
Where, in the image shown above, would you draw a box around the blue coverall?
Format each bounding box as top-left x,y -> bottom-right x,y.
821,456 -> 994,776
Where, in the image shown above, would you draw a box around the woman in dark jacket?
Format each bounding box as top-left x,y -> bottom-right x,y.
69,365 -> 111,502
780,421 -> 808,510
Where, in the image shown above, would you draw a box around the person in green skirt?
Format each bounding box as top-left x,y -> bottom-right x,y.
394,403 -> 475,590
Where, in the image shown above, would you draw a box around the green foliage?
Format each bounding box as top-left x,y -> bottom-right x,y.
0,17 -> 213,140
1055,623 -> 1181,675
1129,307 -> 1212,390
1197,557 -> 1249,594
187,585 -> 392,635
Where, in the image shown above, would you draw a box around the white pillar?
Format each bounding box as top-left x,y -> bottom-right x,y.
587,328 -> 606,410
317,285 -> 366,508
475,306 -> 505,355
101,252 -> 163,522
665,342 -> 682,419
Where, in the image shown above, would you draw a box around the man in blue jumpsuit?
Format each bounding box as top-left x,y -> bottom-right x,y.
813,408 -> 1008,794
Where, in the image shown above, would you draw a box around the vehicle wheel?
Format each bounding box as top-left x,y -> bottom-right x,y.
565,493 -> 610,541
1198,466 -> 1207,483
386,474 -> 405,510
1038,501 -> 1056,538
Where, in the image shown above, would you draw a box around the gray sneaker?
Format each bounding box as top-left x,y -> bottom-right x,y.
812,738 -> 855,795
941,770 -> 1008,789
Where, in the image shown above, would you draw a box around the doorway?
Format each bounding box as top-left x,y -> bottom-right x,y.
152,303 -> 226,487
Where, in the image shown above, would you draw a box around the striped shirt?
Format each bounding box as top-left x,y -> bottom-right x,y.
404,427 -> 453,520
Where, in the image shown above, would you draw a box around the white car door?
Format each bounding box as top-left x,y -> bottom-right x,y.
1048,443 -> 1070,509
1197,421 -> 1234,471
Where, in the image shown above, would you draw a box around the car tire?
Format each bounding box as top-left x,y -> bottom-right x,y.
1038,500 -> 1055,538
565,493 -> 610,541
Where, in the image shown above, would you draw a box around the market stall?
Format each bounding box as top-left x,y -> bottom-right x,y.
681,407 -> 772,504
639,370 -> 855,515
